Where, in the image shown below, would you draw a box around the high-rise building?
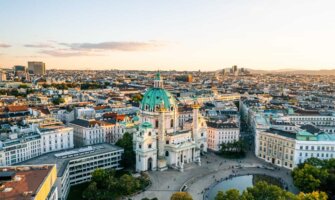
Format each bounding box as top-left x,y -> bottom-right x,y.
0,70 -> 6,81
222,69 -> 226,76
13,65 -> 28,79
232,65 -> 238,72
0,70 -> 7,81
14,65 -> 26,72
175,74 -> 192,82
28,61 -> 46,75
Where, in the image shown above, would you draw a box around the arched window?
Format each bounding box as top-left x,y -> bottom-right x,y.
165,151 -> 169,157
171,106 -> 174,111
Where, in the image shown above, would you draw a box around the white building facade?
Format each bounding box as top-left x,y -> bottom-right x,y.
207,121 -> 240,151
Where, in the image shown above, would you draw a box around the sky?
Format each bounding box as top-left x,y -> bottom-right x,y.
1,0 -> 335,71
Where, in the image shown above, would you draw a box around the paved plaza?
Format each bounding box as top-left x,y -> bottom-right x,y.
132,151 -> 299,200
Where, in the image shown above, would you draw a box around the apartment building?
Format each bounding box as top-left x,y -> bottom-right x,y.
0,132 -> 41,166
37,121 -> 74,154
207,120 -> 240,151
21,143 -> 124,200
255,129 -> 296,169
70,119 -> 111,147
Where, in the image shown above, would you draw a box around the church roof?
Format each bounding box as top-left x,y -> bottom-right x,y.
154,72 -> 161,80
141,121 -> 153,129
140,88 -> 176,112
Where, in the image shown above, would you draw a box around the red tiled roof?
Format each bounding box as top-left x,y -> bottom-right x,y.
7,105 -> 28,112
94,105 -> 109,110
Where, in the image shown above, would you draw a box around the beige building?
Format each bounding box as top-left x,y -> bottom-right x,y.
28,61 -> 46,75
255,129 -> 296,169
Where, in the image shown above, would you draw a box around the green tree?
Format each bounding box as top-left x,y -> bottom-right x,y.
297,191 -> 328,200
215,189 -> 240,200
132,93 -> 143,103
82,181 -> 98,200
292,164 -> 328,192
170,192 -> 193,200
301,158 -> 325,168
52,97 -> 65,105
216,191 -> 225,200
116,132 -> 136,168
91,168 -> 109,188
119,174 -> 140,195
241,181 -> 297,200
18,84 -> 28,89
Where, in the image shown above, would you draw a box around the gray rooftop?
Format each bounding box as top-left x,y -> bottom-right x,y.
19,143 -> 123,177
266,128 -> 297,139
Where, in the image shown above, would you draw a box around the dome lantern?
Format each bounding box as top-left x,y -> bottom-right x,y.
154,72 -> 163,88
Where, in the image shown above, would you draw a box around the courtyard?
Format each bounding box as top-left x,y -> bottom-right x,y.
133,151 -> 298,200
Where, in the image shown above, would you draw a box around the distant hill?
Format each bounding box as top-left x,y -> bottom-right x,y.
248,69 -> 335,75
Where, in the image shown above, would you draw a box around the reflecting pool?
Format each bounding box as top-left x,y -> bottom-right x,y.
207,174 -> 283,200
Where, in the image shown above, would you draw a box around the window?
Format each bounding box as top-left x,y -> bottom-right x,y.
155,120 -> 159,128
148,144 -> 152,149
148,132 -> 151,136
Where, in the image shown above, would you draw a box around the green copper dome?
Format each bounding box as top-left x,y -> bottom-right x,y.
141,88 -> 176,112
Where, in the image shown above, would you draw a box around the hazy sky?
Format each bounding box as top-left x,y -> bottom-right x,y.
1,0 -> 335,71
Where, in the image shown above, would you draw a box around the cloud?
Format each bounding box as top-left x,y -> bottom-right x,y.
39,49 -> 101,57
0,43 -> 11,48
32,40 -> 164,57
59,41 -> 163,51
24,43 -> 54,48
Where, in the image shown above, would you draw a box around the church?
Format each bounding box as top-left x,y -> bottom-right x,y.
134,73 -> 208,172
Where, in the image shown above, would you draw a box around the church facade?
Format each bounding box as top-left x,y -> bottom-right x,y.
134,73 -> 207,172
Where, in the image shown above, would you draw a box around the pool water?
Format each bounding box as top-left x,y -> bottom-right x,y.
207,174 -> 282,200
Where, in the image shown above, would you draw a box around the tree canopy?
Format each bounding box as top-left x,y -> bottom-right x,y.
215,181 -> 329,200
82,168 -> 149,200
115,132 -> 136,169
292,158 -> 335,198
219,140 -> 246,158
170,192 -> 193,200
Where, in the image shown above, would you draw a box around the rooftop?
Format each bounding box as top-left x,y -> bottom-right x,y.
19,143 -> 123,177
207,120 -> 239,129
317,133 -> 335,141
0,165 -> 54,200
70,118 -> 111,128
266,128 -> 297,139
